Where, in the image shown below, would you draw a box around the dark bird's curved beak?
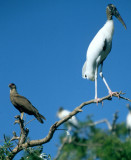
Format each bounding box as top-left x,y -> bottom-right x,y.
114,10 -> 127,29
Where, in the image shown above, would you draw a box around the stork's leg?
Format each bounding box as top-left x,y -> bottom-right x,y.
99,63 -> 112,93
99,63 -> 118,97
95,67 -> 98,99
21,112 -> 24,120
95,66 -> 100,103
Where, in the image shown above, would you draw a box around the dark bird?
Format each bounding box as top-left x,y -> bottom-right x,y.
9,83 -> 46,124
82,4 -> 126,102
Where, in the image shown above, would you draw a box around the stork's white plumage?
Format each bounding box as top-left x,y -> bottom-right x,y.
126,112 -> 131,129
126,104 -> 131,136
57,107 -> 79,128
82,4 -> 126,101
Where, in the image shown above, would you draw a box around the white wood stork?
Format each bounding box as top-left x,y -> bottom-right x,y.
126,104 -> 131,136
57,107 -> 79,129
82,4 -> 126,102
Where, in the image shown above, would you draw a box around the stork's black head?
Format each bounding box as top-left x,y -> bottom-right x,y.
107,4 -> 117,17
8,83 -> 16,89
58,107 -> 64,112
127,104 -> 131,111
106,4 -> 126,29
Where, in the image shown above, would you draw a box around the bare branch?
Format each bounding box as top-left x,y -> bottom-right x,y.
14,115 -> 29,145
24,118 -> 36,127
88,119 -> 112,130
6,91 -> 131,160
87,110 -> 119,132
54,137 -> 68,160
119,95 -> 131,102
111,111 -> 119,133
10,132 -> 19,141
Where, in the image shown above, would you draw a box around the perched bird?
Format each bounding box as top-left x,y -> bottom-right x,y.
82,4 -> 126,101
126,104 -> 131,136
9,83 -> 46,124
57,107 -> 79,129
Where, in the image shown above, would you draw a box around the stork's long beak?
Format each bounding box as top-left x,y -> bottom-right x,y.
115,11 -> 127,29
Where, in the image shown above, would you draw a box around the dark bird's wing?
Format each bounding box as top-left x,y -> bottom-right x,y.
35,112 -> 46,123
12,94 -> 46,123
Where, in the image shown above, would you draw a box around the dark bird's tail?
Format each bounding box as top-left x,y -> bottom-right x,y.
35,112 -> 46,124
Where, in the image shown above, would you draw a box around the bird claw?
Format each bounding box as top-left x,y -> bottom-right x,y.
95,98 -> 103,106
95,98 -> 100,105
109,91 -> 120,98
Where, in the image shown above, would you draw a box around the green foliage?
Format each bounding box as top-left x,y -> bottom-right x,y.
0,136 -> 13,160
55,116 -> 131,160
20,146 -> 51,160
0,138 -> 50,160
59,137 -> 87,160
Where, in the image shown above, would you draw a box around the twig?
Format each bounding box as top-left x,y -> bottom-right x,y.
87,119 -> 112,130
86,111 -> 119,132
3,134 -> 7,142
54,137 -> 68,160
10,132 -> 19,141
119,95 -> 131,102
111,111 -> 119,133
24,118 -> 36,127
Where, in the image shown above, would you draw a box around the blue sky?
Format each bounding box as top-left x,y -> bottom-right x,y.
0,0 -> 131,159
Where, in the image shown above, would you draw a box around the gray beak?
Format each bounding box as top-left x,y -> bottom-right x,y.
115,11 -> 127,29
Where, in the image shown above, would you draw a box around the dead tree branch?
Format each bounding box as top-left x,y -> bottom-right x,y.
111,111 -> 119,133
54,137 -> 68,160
87,110 -> 119,131
6,91 -> 131,160
10,132 -> 19,141
87,119 -> 112,130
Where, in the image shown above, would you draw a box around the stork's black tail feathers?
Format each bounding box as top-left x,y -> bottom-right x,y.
35,112 -> 46,124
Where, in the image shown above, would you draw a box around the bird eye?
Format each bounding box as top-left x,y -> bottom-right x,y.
10,83 -> 15,87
